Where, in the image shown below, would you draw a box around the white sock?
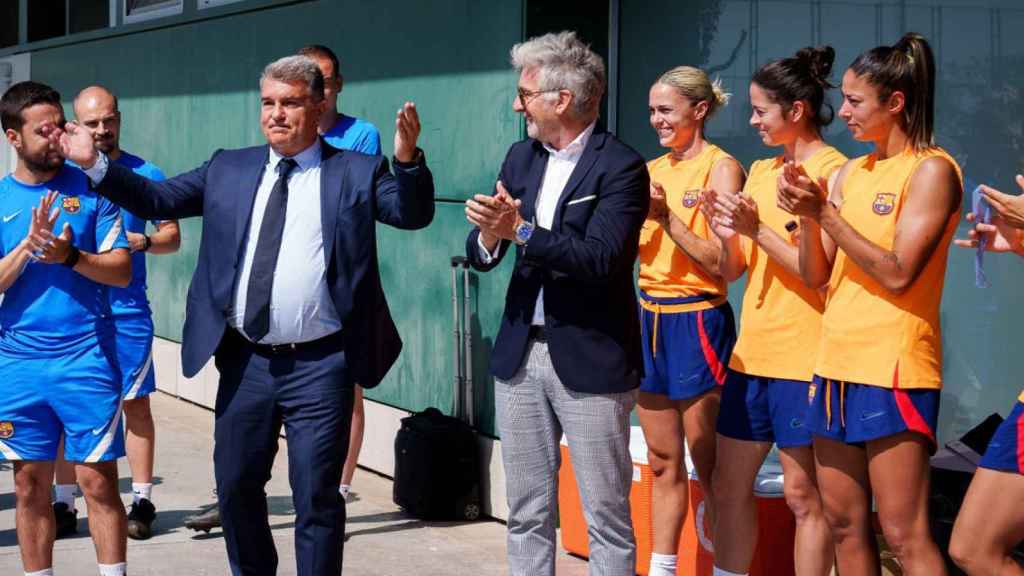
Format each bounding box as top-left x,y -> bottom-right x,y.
339,484 -> 350,498
649,552 -> 677,576
712,567 -> 747,576
25,569 -> 54,576
54,484 -> 77,509
97,562 -> 126,576
131,482 -> 153,503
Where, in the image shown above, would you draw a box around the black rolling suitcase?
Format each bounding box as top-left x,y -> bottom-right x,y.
392,256 -> 482,521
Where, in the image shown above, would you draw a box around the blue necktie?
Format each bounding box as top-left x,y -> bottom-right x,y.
243,157 -> 299,342
972,185 -> 993,288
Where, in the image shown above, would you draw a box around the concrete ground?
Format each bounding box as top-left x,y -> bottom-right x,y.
0,392 -> 590,575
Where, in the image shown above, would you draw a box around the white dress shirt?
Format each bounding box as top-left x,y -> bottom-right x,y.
479,122 -> 596,325
229,142 -> 341,343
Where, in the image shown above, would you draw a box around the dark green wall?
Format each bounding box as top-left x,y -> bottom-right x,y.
31,0 -> 522,435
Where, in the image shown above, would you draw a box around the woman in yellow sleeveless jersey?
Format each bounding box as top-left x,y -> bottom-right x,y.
949,175 -> 1024,575
778,33 -> 962,576
705,46 -> 845,576
638,66 -> 745,576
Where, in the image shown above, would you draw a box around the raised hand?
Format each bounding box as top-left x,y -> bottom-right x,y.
394,102 -> 421,163
41,122 -> 98,169
777,161 -> 828,219
720,192 -> 760,238
22,191 -> 60,257
648,182 -> 669,223
980,175 -> 1024,229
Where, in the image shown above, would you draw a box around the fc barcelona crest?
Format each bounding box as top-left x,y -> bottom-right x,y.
682,189 -> 700,209
0,421 -> 13,439
872,193 -> 896,215
62,196 -> 81,214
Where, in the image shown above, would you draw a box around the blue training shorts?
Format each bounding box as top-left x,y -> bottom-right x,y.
116,314 -> 155,400
0,342 -> 125,463
807,375 -> 939,449
639,292 -> 736,401
979,401 -> 1024,475
717,370 -> 813,448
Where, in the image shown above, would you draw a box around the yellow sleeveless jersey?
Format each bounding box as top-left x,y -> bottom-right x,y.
638,144 -> 734,303
815,147 -> 963,389
729,146 -> 847,381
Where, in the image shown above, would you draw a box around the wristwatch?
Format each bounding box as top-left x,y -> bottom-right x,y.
141,235 -> 152,252
514,219 -> 535,246
62,245 -> 81,268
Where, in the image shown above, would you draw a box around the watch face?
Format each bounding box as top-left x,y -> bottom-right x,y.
515,222 -> 533,243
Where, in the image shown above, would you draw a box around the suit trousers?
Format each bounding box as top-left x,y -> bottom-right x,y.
213,329 -> 354,576
495,339 -> 637,576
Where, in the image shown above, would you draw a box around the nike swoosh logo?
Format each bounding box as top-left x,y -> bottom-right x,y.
860,410 -> 887,422
92,426 -> 106,436
2,210 -> 21,223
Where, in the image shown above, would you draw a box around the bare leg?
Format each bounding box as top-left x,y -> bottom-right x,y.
124,396 -> 155,485
814,436 -> 880,576
711,435 -> 771,573
340,386 -> 364,490
76,461 -> 127,565
13,461 -> 56,572
638,391 -> 689,555
867,432 -> 947,576
779,445 -> 834,576
949,466 -> 1024,575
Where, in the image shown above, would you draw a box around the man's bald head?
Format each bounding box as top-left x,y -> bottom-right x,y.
74,85 -> 121,157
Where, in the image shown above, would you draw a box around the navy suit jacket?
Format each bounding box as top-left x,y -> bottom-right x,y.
466,128 -> 649,394
94,141 -> 434,386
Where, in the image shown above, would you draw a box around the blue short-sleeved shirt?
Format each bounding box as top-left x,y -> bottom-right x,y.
109,151 -> 166,317
0,164 -> 129,355
322,113 -> 382,155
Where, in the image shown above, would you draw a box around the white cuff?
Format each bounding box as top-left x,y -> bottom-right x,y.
83,152 -> 109,185
477,233 -> 499,264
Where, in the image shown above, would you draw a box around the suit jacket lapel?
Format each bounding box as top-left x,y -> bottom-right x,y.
320,141 -> 341,266
235,146 -> 270,254
552,130 -> 605,226
520,141 -> 549,223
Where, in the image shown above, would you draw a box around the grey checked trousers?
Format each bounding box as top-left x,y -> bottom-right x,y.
495,340 -> 637,576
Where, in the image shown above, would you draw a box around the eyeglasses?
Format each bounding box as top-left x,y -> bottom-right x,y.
517,87 -> 562,108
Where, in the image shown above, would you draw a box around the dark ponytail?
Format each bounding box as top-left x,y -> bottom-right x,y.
751,45 -> 836,131
850,32 -> 935,151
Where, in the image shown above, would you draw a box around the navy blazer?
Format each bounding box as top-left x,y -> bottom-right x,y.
466,128 -> 649,394
94,141 -> 435,387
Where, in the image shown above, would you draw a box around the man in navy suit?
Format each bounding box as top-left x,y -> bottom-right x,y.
56,55 -> 434,575
464,31 -> 649,576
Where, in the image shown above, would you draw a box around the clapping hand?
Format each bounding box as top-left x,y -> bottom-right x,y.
394,102 -> 421,163
21,191 -> 60,259
701,188 -> 735,240
777,161 -> 829,220
465,181 -> 523,243
649,182 -> 669,223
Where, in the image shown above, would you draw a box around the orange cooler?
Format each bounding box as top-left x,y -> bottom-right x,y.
558,427 -> 797,575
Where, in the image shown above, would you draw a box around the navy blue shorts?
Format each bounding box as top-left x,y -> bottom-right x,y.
639,293 -> 736,401
807,376 -> 939,449
979,401 -> 1024,475
717,370 -> 813,448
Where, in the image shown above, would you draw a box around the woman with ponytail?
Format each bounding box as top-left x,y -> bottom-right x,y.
637,66 -> 745,576
705,45 -> 845,576
778,33 -> 962,575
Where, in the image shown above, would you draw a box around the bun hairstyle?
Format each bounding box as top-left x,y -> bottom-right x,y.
850,32 -> 936,151
657,66 -> 731,120
751,45 -> 836,130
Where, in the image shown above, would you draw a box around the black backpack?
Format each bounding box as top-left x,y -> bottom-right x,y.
392,407 -> 481,521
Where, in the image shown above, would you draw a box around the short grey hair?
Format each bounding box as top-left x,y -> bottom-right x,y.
511,31 -> 605,120
260,55 -> 325,101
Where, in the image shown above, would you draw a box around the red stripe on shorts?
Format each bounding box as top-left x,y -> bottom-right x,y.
697,310 -> 727,386
892,365 -> 935,445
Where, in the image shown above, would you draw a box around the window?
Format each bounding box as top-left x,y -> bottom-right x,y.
26,0 -> 109,43
70,0 -> 111,34
27,0 -> 65,43
0,2 -> 17,48
124,0 -> 183,24
199,0 -> 245,8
